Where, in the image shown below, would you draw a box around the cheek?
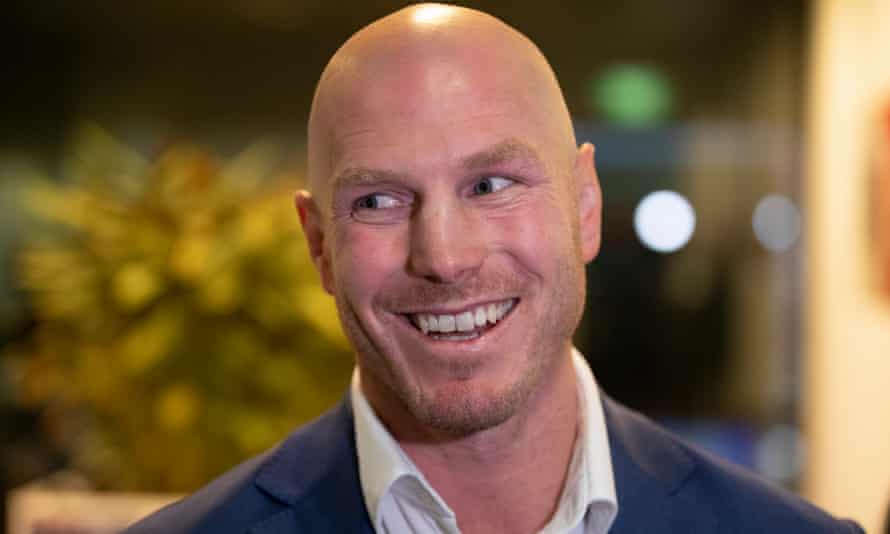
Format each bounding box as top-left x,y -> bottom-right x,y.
331,224 -> 407,299
486,195 -> 577,266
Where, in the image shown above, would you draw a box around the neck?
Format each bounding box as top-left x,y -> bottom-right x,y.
372,350 -> 580,534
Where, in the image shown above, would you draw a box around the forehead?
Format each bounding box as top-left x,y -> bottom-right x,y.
320,57 -> 560,188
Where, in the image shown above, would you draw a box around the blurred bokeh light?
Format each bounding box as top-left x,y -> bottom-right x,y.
633,190 -> 696,253
753,194 -> 802,253
588,64 -> 673,127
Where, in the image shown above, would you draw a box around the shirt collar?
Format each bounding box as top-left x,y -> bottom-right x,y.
351,348 -> 618,533
541,348 -> 618,533
351,371 -> 455,530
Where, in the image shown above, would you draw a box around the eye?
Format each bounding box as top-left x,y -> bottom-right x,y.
351,192 -> 410,224
472,176 -> 514,196
353,193 -> 401,210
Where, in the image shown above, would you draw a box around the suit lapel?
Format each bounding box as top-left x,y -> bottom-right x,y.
250,397 -> 375,534
602,394 -> 720,534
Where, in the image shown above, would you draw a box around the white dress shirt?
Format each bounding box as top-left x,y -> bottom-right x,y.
351,348 -> 618,534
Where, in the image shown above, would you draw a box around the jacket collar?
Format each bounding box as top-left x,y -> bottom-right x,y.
251,396 -> 374,534
602,393 -> 720,533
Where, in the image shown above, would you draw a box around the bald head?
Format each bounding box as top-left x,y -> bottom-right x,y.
307,4 -> 577,202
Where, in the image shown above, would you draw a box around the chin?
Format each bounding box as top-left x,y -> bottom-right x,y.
407,372 -> 533,437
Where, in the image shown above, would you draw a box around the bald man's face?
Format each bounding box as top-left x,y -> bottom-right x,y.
300,12 -> 601,436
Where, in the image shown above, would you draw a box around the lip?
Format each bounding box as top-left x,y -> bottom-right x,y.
392,298 -> 519,344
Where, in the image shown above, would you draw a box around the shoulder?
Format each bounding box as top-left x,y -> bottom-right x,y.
124,399 -> 357,534
123,450 -> 278,534
680,438 -> 862,533
603,396 -> 863,533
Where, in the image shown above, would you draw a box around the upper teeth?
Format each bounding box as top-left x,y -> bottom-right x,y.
413,300 -> 515,335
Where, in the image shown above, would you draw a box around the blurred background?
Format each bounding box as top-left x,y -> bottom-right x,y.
1,0 -> 889,532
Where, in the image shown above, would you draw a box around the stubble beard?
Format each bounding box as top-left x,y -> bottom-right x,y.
335,258 -> 586,439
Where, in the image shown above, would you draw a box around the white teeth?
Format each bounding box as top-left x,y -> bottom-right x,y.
456,312 -> 475,332
411,299 -> 516,336
474,307 -> 487,327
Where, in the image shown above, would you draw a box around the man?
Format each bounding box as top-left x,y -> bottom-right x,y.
126,4 -> 862,533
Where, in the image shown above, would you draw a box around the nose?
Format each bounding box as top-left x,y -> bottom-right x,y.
407,199 -> 486,284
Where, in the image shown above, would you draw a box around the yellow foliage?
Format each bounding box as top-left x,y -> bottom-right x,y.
112,262 -> 164,310
294,284 -> 350,348
196,268 -> 241,313
11,127 -> 353,491
169,233 -> 213,282
155,384 -> 201,432
118,304 -> 183,374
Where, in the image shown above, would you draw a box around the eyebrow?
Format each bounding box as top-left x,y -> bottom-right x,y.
332,167 -> 406,191
331,138 -> 545,193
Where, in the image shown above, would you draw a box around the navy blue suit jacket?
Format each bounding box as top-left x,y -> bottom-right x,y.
125,394 -> 863,533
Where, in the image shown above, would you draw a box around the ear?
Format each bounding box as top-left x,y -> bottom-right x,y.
295,190 -> 335,294
574,143 -> 602,263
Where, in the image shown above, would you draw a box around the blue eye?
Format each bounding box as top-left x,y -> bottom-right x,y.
473,176 -> 514,195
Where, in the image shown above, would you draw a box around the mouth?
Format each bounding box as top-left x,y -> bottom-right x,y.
399,298 -> 518,342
